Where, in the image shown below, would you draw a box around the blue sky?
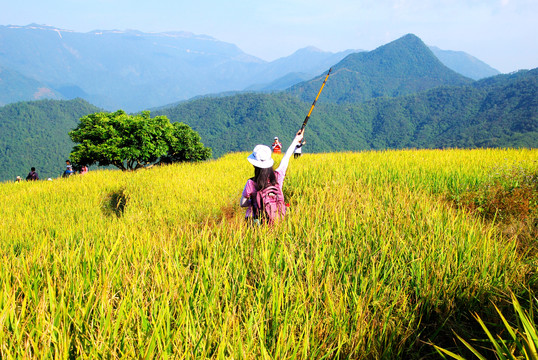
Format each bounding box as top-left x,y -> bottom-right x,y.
2,0 -> 536,73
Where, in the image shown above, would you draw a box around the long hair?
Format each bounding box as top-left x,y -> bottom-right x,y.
252,166 -> 277,191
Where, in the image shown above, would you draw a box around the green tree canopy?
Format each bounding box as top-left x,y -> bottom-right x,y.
69,110 -> 211,170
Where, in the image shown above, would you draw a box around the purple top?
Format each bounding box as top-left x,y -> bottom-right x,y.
242,169 -> 286,218
242,135 -> 300,218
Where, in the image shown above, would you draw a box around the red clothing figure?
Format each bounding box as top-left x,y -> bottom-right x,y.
271,137 -> 282,154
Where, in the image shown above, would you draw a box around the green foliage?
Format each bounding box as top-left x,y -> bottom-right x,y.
287,34 -> 473,104
155,93 -> 310,157
69,110 -> 211,170
160,122 -> 212,163
156,69 -> 538,157
1,63 -> 536,182
0,149 -> 536,358
435,293 -> 538,360
0,98 -> 101,182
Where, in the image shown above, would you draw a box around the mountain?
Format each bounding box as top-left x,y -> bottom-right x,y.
1,67 -> 533,182
155,68 -> 537,157
429,46 -> 501,80
0,24 -> 503,112
0,98 -> 102,181
359,68 -> 537,149
0,24 -> 265,112
245,72 -> 314,92
287,34 -> 473,104
0,65 -> 63,105
1,34 -> 535,182
245,47 -> 359,90
0,25 -> 356,111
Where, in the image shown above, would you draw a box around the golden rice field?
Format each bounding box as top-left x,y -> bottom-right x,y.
0,148 -> 537,359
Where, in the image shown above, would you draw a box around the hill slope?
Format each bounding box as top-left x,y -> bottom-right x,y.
0,24 -> 263,111
0,25 -> 355,111
0,65 -> 63,106
0,149 -> 535,357
156,69 -> 537,156
429,46 -> 500,80
0,98 -> 102,181
1,34 -> 534,181
287,34 -> 473,104
358,68 -> 538,149
0,25 -> 504,111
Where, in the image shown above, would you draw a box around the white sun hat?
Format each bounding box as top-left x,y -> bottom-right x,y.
247,145 -> 274,168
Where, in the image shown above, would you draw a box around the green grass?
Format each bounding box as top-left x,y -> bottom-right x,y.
0,149 -> 536,358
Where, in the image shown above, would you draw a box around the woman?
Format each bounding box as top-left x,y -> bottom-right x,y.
240,130 -> 304,222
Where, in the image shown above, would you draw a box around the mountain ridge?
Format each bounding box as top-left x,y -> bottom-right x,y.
154,68 -> 537,157
0,65 -> 63,106
429,46 -> 500,80
287,34 -> 473,104
1,67 -> 536,182
0,24 -> 504,111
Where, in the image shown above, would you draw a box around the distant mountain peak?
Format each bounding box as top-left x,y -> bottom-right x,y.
399,33 -> 422,41
296,46 -> 325,53
374,33 -> 431,54
88,29 -> 126,35
333,32 -> 445,73
23,23 -> 57,29
6,24 -> 73,33
289,33 -> 472,104
428,45 -> 500,80
0,26 -> 498,111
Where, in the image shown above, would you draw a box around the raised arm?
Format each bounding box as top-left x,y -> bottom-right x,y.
276,129 -> 304,173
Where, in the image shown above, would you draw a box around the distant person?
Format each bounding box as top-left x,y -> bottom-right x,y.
294,139 -> 305,159
26,167 -> 39,181
16,176 -> 22,183
64,160 -> 75,177
80,165 -> 89,175
240,129 -> 304,225
271,137 -> 282,154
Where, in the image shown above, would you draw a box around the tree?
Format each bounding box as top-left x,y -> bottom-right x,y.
69,110 -> 211,170
159,122 -> 212,164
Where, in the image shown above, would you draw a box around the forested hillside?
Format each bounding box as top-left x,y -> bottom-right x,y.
156,69 -> 537,156
1,34 -> 535,182
287,34 -> 473,104
1,69 -> 535,183
0,98 -> 101,181
357,69 -> 537,148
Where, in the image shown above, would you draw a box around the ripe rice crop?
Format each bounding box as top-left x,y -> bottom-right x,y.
0,149 -> 536,358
